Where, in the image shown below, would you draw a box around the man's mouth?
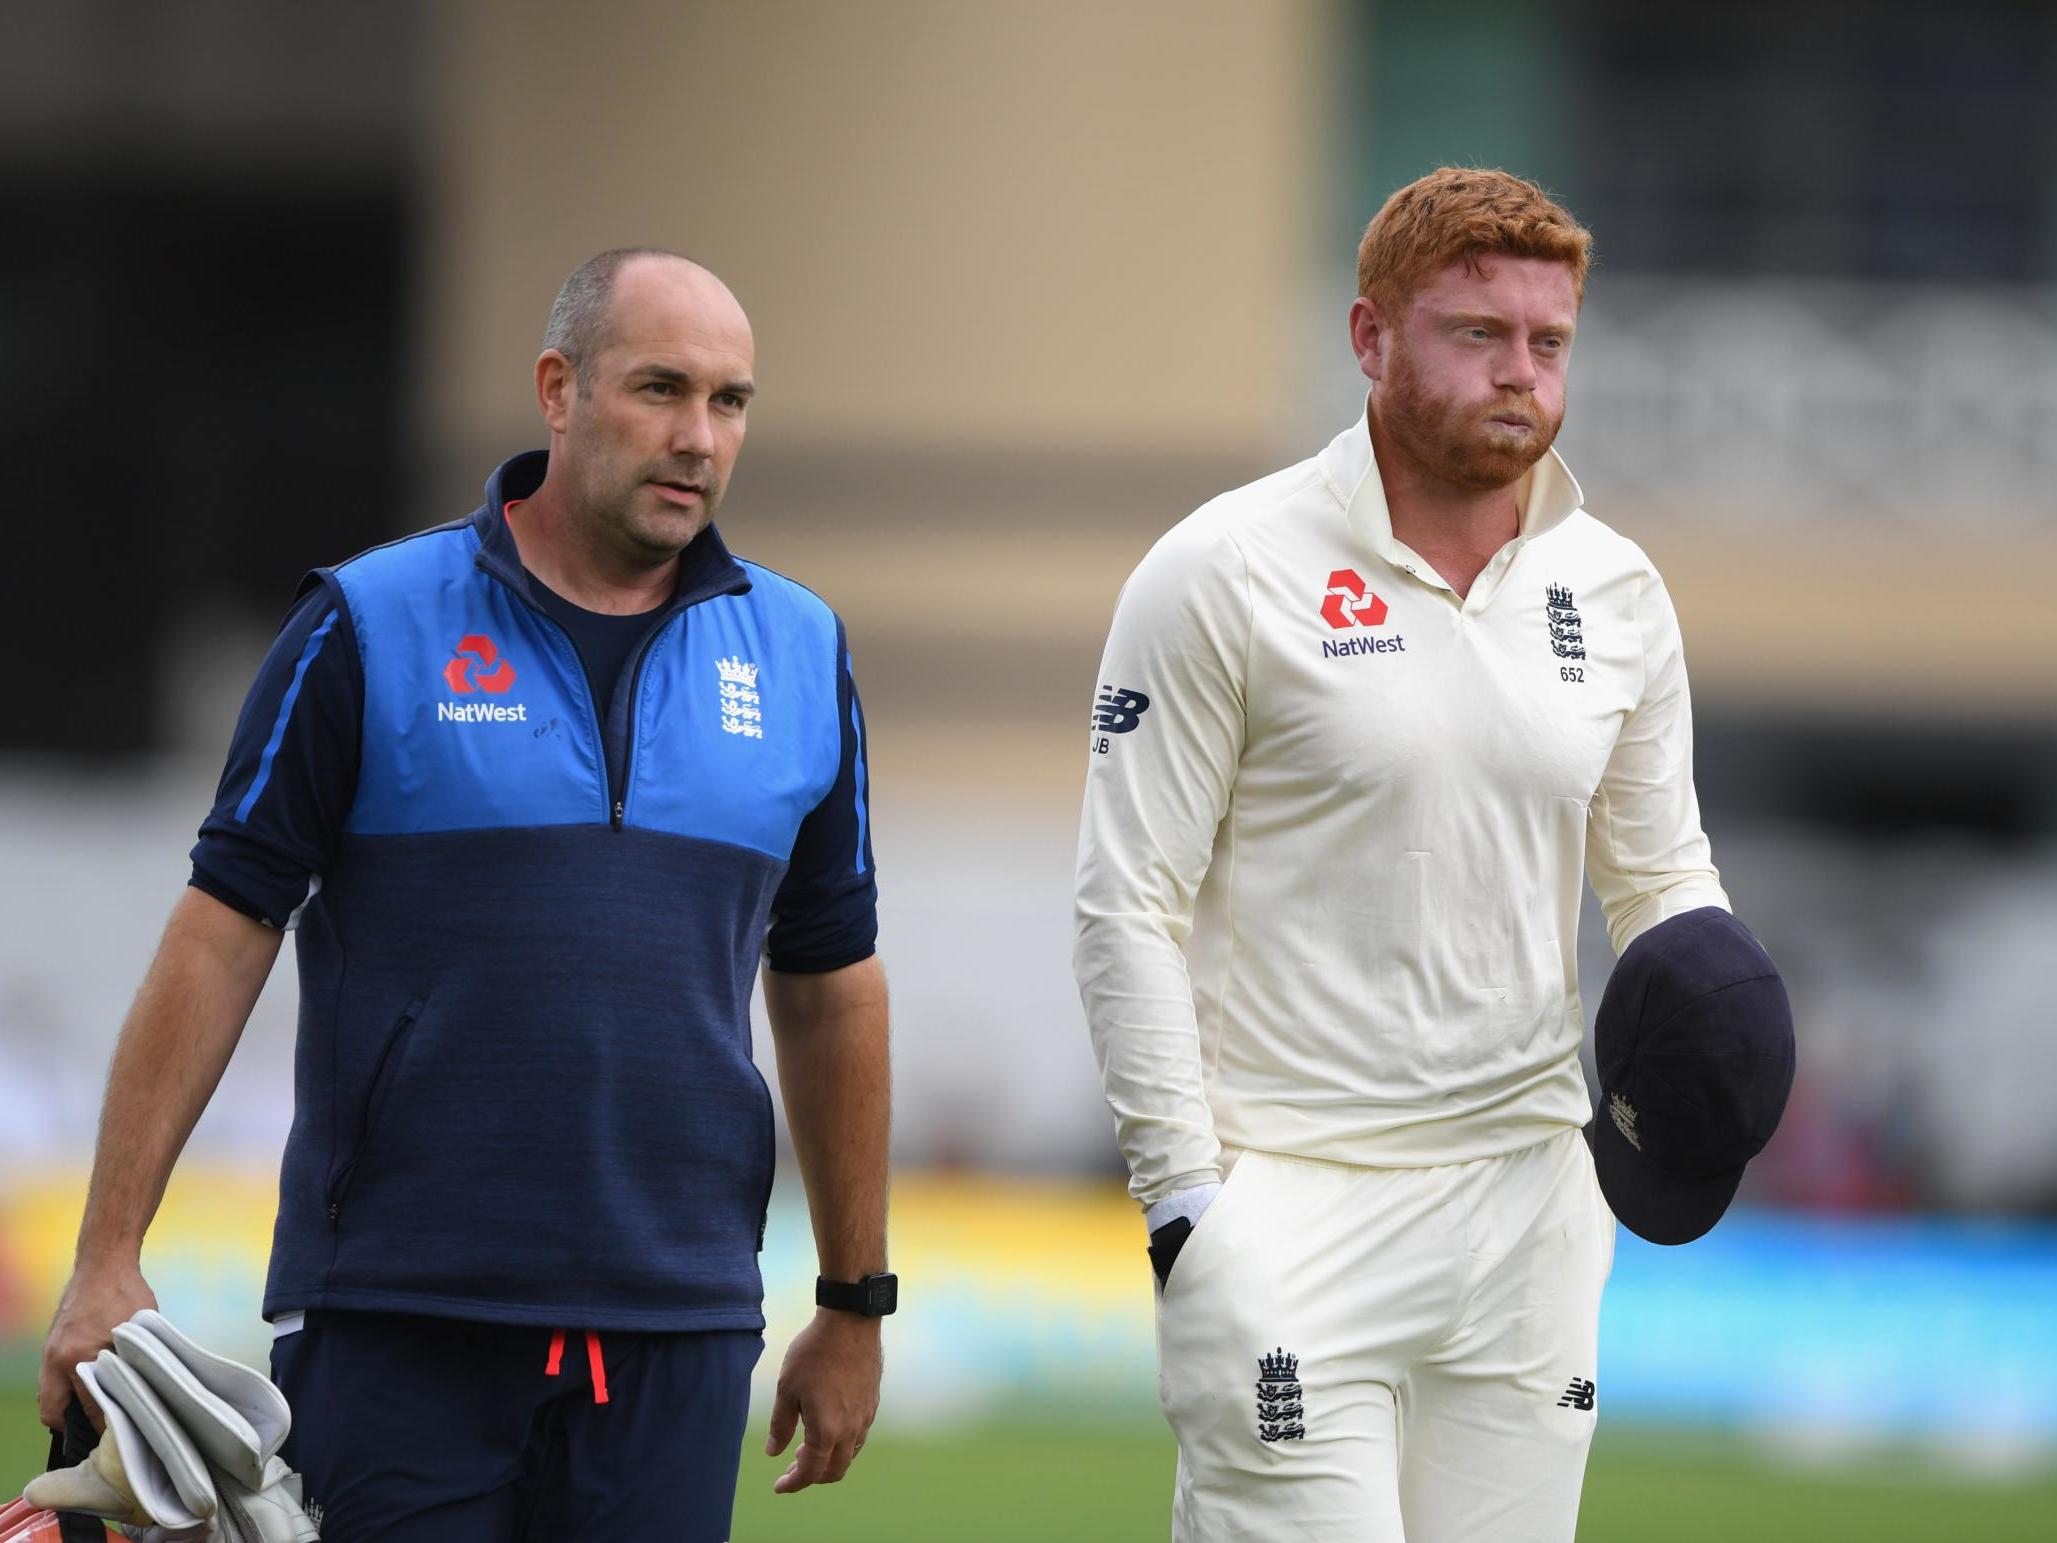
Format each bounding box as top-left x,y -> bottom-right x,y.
651,478 -> 706,501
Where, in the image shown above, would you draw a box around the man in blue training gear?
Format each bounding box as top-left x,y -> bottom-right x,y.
38,248 -> 894,1541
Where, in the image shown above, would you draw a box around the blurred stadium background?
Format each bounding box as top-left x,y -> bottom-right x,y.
4,1 -> 2056,1536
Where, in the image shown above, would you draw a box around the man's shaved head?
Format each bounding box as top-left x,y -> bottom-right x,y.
529,247 -> 756,571
543,248 -> 739,392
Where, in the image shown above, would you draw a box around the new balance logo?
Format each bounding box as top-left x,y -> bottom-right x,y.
1092,685 -> 1150,734
1090,686 -> 1151,754
1557,1378 -> 1596,1411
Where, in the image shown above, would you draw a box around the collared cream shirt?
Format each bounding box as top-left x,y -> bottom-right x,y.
1074,408 -> 1730,1205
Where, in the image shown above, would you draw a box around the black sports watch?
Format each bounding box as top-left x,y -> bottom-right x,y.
816,1272 -> 898,1317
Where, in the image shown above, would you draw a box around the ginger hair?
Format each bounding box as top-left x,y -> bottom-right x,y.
1356,167 -> 1592,312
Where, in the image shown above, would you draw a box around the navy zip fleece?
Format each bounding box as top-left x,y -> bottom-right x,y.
192,452 -> 878,1331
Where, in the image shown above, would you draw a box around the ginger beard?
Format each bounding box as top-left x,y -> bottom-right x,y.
1378,332 -> 1564,493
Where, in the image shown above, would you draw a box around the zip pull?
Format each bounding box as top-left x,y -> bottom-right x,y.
612,799 -> 624,830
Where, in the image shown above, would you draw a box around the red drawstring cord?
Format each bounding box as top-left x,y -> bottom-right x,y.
543,1328 -> 608,1404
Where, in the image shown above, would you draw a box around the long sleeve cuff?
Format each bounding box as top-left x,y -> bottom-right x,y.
1144,1181 -> 1223,1234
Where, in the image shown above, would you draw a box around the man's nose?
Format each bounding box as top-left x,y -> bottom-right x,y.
1495,341 -> 1538,393
672,399 -> 717,459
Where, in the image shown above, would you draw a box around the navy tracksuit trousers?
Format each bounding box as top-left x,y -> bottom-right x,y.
270,1311 -> 760,1541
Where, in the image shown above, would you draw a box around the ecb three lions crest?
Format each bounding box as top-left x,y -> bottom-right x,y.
1257,1347 -> 1305,1443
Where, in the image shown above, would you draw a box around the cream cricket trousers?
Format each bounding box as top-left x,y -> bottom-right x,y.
1155,1130 -> 1614,1542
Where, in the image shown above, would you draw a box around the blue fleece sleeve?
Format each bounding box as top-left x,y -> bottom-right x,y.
764,623 -> 878,973
189,580 -> 362,927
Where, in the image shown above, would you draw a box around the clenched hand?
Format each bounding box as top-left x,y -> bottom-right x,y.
39,1259 -> 158,1430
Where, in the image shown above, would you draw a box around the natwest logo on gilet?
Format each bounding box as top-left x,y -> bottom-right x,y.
439,634 -> 528,723
444,634 -> 517,693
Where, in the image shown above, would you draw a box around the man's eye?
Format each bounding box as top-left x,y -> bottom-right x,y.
643,382 -> 678,396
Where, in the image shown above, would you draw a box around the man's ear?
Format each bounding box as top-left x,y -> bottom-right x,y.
536,350 -> 577,434
1349,296 -> 1393,385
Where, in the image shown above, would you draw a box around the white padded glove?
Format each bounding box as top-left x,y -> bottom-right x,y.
114,1313 -> 291,1495
25,1312 -> 318,1542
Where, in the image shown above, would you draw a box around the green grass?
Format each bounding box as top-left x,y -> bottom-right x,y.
1576,1431 -> 2057,1543
7,1391 -> 2054,1540
733,1421 -> 1170,1539
730,1423 -> 2057,1542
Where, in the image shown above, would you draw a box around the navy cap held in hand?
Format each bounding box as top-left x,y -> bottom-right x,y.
1590,906 -> 1795,1245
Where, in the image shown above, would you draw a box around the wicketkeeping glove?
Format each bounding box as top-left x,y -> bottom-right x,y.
24,1312 -> 318,1542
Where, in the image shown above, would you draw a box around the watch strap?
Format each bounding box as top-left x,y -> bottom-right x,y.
816,1272 -> 897,1317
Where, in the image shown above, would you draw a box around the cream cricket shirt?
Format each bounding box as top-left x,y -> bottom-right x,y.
1073,408 -> 1730,1206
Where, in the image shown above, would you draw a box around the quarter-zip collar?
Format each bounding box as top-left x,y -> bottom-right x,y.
470,450 -> 753,615
1317,395 -> 1585,592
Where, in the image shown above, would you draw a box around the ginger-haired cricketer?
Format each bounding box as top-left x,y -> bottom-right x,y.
1075,168 -> 1792,1542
